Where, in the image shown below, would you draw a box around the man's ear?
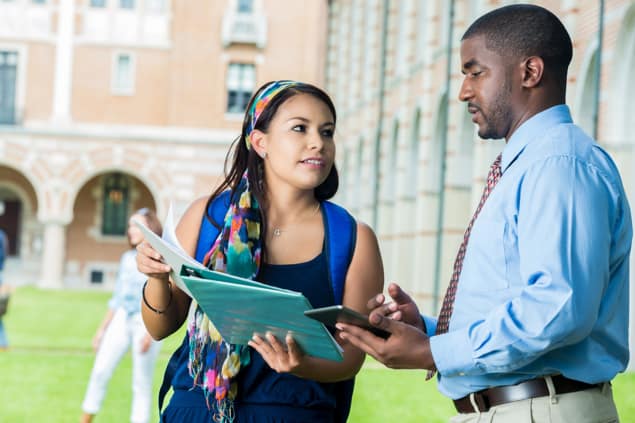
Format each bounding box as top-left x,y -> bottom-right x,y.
522,56 -> 544,88
249,130 -> 267,159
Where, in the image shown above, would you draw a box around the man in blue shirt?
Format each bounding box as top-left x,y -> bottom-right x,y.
338,4 -> 631,422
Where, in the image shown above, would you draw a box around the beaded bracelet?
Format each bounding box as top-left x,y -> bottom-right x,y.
142,280 -> 172,314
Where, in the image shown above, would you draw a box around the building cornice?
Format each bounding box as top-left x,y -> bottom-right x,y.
0,122 -> 237,145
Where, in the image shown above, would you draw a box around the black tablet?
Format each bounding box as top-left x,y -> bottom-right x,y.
304,305 -> 391,339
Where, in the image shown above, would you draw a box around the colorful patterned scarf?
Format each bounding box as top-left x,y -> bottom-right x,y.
187,80 -> 301,422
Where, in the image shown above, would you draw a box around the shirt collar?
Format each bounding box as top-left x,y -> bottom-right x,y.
501,104 -> 573,173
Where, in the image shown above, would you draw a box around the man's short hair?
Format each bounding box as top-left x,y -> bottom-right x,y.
462,4 -> 572,77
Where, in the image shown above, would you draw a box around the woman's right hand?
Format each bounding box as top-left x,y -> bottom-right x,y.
136,241 -> 171,280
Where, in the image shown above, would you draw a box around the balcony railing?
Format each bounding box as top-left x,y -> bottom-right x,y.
80,7 -> 170,47
221,11 -> 267,49
0,2 -> 52,40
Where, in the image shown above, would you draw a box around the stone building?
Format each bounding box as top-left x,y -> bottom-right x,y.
0,0 -> 328,289
325,0 -> 635,367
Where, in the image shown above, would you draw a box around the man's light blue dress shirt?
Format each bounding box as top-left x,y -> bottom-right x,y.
108,249 -> 146,316
426,105 -> 632,399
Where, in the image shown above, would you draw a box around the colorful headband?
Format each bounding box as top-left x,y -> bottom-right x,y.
245,80 -> 301,149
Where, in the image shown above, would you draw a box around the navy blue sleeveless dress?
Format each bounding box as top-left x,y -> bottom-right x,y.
161,250 -> 349,422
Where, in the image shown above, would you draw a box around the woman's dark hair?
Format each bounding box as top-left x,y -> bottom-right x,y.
205,81 -> 339,231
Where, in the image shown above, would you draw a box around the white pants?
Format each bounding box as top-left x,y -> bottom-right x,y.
82,309 -> 161,423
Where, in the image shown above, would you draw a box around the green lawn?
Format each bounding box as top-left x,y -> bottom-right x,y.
0,286 -> 633,422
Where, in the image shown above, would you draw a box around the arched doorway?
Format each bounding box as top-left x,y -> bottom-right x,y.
66,171 -> 157,288
0,165 -> 40,284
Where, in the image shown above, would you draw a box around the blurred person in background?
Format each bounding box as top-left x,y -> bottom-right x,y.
0,221 -> 9,351
80,208 -> 163,423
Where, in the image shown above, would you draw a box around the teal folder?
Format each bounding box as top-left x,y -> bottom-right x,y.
133,217 -> 343,362
181,266 -> 343,362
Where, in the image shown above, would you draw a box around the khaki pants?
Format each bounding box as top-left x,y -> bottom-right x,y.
450,377 -> 619,423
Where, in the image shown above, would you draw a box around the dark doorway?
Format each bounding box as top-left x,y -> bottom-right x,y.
0,200 -> 21,256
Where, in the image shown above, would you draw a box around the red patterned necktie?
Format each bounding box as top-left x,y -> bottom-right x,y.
436,154 -> 501,335
427,154 -> 502,379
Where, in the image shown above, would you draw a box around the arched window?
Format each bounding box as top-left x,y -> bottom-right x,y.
394,0 -> 409,76
340,148 -> 349,204
102,173 -> 129,236
388,120 -> 399,201
408,109 -> 421,198
576,47 -> 599,136
363,0 -> 378,102
428,92 -> 448,192
608,3 -> 635,144
355,137 -> 364,210
415,1 -> 428,64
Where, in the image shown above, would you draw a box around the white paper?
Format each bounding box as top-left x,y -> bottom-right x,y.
161,203 -> 187,256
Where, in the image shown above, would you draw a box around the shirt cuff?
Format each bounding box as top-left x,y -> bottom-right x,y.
429,326 -> 475,376
421,315 -> 437,335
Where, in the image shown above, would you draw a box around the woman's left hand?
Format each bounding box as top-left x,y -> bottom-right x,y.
248,332 -> 304,373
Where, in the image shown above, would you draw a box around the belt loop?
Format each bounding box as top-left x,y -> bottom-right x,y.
469,392 -> 482,415
544,375 -> 558,404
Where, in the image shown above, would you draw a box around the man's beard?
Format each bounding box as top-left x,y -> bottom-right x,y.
478,78 -> 512,140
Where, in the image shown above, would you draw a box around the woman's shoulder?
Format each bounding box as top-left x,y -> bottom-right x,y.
354,221 -> 379,251
178,196 -> 210,227
175,196 -> 210,256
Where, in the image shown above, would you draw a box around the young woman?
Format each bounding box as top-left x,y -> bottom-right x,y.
81,208 -> 163,423
137,80 -> 384,422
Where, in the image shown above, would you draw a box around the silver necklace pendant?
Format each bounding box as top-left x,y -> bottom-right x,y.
273,228 -> 282,236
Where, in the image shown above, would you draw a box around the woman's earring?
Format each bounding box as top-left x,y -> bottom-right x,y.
261,152 -> 267,159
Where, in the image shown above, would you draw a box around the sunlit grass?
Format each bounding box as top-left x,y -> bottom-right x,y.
0,286 -> 633,422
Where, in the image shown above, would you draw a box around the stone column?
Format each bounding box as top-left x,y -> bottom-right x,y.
38,220 -> 67,289
52,0 -> 75,123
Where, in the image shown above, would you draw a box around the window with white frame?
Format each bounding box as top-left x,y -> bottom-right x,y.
112,52 -> 135,95
395,0 -> 408,76
226,63 -> 255,114
0,51 -> 18,125
32,0 -> 46,4
145,0 -> 166,13
237,0 -> 253,13
90,0 -> 106,7
119,0 -> 134,10
415,0 -> 428,64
